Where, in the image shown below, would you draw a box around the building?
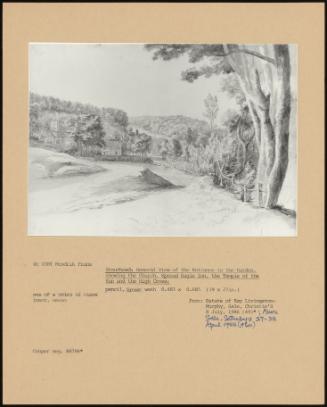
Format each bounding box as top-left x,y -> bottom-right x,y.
102,139 -> 122,156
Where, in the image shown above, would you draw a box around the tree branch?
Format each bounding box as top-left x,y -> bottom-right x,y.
237,49 -> 276,65
252,69 -> 271,109
145,44 -> 276,66
212,49 -> 276,65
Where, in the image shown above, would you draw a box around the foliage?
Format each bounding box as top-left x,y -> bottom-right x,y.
74,115 -> 106,155
30,92 -> 128,126
29,93 -> 128,156
129,115 -> 209,140
126,128 -> 152,156
172,138 -> 183,157
134,134 -> 152,156
186,127 -> 197,146
203,94 -> 219,124
144,44 -> 234,82
145,44 -> 294,208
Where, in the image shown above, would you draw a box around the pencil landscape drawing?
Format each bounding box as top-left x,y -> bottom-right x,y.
29,43 -> 297,236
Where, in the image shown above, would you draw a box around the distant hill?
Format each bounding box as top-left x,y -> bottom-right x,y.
129,115 -> 210,140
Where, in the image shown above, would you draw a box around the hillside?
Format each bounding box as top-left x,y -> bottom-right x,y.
129,115 -> 210,139
30,93 -> 128,127
29,93 -> 128,154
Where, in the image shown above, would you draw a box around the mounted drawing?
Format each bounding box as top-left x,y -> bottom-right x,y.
28,43 -> 297,236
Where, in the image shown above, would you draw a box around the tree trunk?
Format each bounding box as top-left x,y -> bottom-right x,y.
235,76 -> 262,149
265,45 -> 291,208
257,105 -> 275,183
236,120 -> 248,174
250,102 -> 261,146
250,69 -> 276,190
233,71 -> 275,192
225,45 -> 289,209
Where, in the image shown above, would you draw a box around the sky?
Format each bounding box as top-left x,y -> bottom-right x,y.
29,43 -> 297,121
29,43 -> 239,121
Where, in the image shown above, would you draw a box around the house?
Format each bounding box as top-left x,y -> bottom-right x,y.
102,139 -> 122,156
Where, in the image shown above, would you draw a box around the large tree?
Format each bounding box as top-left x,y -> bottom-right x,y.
74,114 -> 105,156
145,44 -> 292,208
